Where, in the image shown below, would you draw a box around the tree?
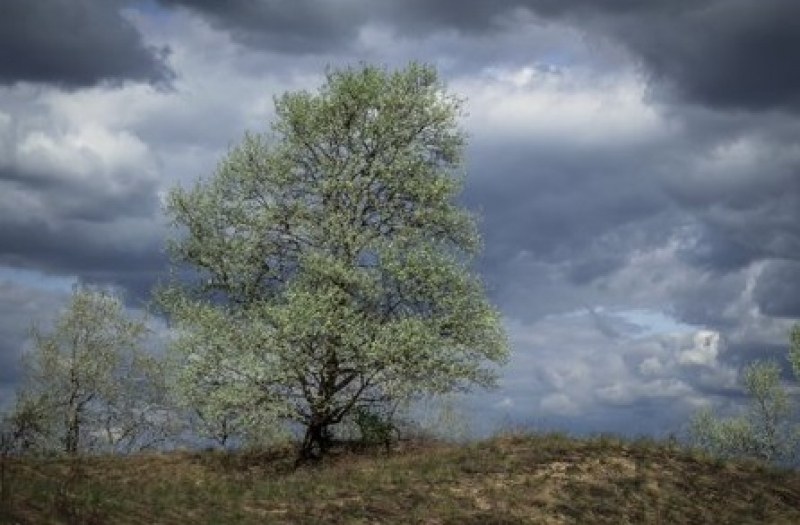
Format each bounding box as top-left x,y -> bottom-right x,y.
789,323 -> 800,380
14,287 -> 169,455
0,394 -> 52,455
161,63 -> 509,461
690,324 -> 800,464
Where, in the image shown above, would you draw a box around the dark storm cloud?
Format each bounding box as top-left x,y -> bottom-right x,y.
0,161 -> 166,302
754,261 -> 800,319
463,135 -> 676,296
150,0 -> 800,113
0,280 -> 71,410
0,220 -> 165,278
678,227 -> 765,274
607,0 -> 800,113
0,0 -> 173,87
155,0 -> 800,112
390,0 -> 800,112
461,107 -> 799,335
0,166 -> 160,223
667,124 -> 800,275
721,340 -> 795,373
556,0 -> 800,112
158,0 -> 367,53
0,162 -> 167,299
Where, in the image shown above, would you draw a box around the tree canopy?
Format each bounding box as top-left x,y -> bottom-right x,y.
691,324 -> 800,464
162,63 -> 509,460
11,287 -> 168,455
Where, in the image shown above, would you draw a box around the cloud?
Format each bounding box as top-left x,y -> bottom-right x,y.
158,0 -> 369,53
449,59 -> 799,355
0,0 -> 173,87
540,393 -> 580,416
600,0 -> 800,112
677,331 -> 720,367
466,310 -> 742,436
358,0 -> 800,113
0,275 -> 73,411
754,261 -> 800,318
0,10 -> 306,298
0,2 -> 798,440
0,83 -> 166,294
457,64 -> 677,285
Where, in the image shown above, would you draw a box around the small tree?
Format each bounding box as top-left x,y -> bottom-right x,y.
15,287 -> 168,455
691,325 -> 800,464
1,394 -> 52,455
790,323 -> 800,381
162,63 -> 509,461
743,361 -> 793,460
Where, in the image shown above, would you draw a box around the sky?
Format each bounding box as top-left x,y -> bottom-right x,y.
1,0 -> 799,439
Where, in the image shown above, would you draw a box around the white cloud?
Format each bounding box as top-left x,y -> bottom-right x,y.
487,310 -> 740,432
455,65 -> 670,149
18,124 -> 154,183
540,393 -> 580,415
677,330 -> 720,366
639,356 -> 663,376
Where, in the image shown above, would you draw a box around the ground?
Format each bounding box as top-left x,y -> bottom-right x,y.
2,433 -> 799,524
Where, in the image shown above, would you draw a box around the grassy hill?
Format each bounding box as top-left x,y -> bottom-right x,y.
2,433 -> 799,524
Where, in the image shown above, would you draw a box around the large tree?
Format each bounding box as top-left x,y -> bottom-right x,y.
162,63 -> 508,460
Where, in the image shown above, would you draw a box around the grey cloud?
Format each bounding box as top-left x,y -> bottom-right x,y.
0,280 -> 71,411
612,0 -> 800,112
531,0 -> 800,112
460,94 -> 799,337
754,261 -> 800,319
464,137 -> 676,301
666,125 -> 800,274
155,0 -> 800,112
476,313 -> 739,437
520,0 -> 800,112
0,0 -> 173,87
158,0 -> 367,53
0,162 -> 166,298
678,227 -> 766,274
381,0 -> 800,113
0,218 -> 166,301
0,84 -> 168,299
0,1 -> 797,440
0,167 -> 160,223
720,340 -> 795,377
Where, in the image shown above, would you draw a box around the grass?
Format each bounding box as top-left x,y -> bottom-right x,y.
2,433 -> 800,524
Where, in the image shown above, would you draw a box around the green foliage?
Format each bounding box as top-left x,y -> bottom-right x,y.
12,287 -> 171,455
743,360 -> 793,460
790,323 -> 800,381
691,356 -> 799,463
691,408 -> 759,459
161,63 -> 509,460
353,405 -> 397,449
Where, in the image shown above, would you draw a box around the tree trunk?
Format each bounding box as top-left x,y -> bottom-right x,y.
65,409 -> 79,455
298,418 -> 331,464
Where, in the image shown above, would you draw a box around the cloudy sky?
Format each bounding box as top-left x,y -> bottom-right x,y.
1,0 -> 798,438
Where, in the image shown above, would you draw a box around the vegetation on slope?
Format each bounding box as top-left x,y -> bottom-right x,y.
2,433 -> 800,524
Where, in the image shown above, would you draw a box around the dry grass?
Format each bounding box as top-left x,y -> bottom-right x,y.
2,433 -> 799,524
